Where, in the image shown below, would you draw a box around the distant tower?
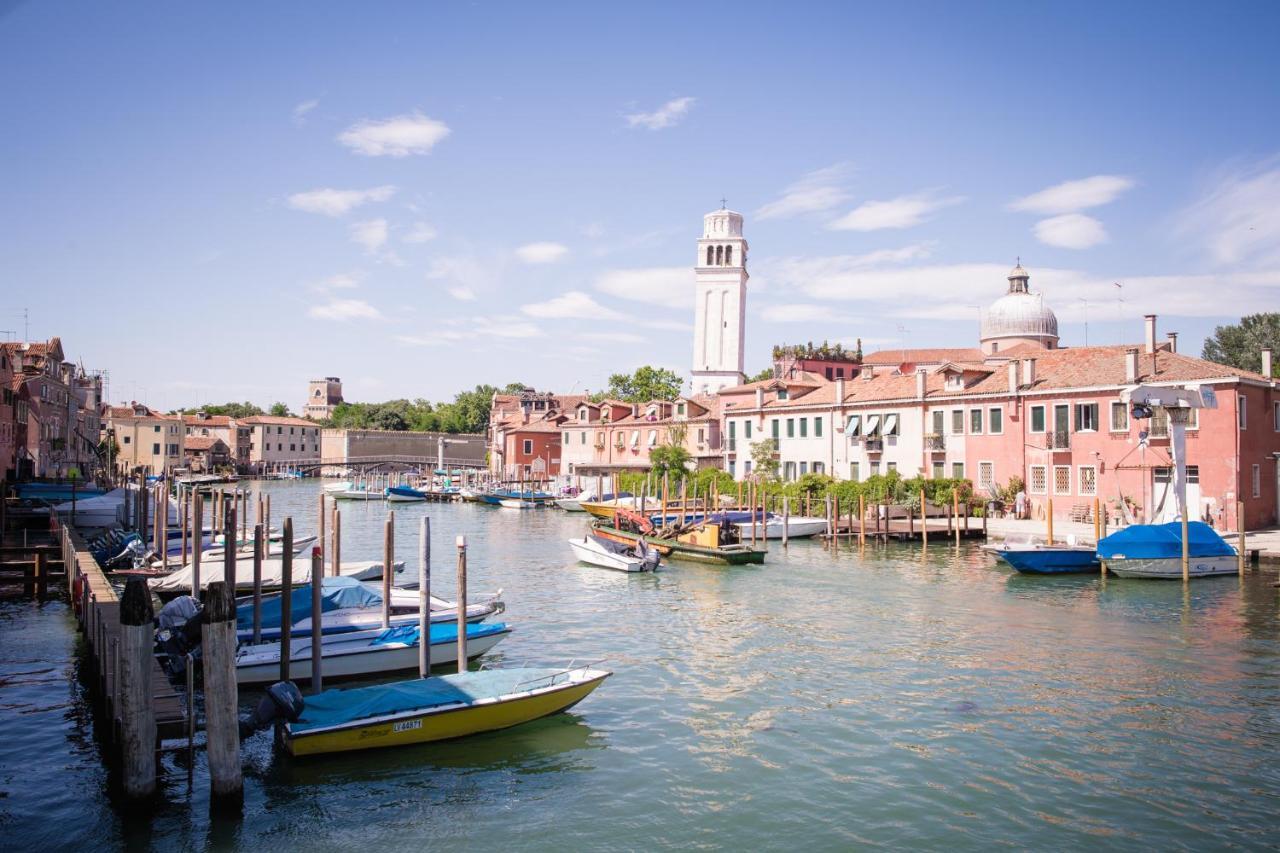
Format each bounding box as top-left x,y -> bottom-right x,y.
303,377 -> 343,420
692,204 -> 748,394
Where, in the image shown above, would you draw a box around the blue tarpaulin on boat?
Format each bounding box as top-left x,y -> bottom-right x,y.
292,668 -> 548,732
235,576 -> 382,631
370,621 -> 509,647
1097,521 -> 1235,559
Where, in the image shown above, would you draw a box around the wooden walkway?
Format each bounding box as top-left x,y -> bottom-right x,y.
823,517 -> 986,542
62,526 -> 187,739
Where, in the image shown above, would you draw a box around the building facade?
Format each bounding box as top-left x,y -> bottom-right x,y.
558,396 -> 722,475
104,403 -> 185,474
241,415 -> 322,469
304,377 -> 343,421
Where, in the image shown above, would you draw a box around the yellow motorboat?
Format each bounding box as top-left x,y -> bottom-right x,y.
278,665 -> 611,756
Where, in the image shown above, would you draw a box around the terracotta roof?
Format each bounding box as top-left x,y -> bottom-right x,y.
240,415 -> 317,427
183,436 -> 226,451
719,371 -> 825,395
862,347 -> 984,365
183,414 -> 233,427
508,419 -> 562,434
104,403 -> 179,421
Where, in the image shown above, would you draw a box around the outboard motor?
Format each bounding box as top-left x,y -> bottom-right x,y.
155,596 -> 204,674
105,535 -> 147,569
239,681 -> 305,738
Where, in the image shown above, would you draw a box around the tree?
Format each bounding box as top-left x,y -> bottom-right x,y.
746,367 -> 774,383
177,401 -> 263,419
749,438 -> 779,481
606,366 -> 684,402
1202,313 -> 1280,375
648,443 -> 691,478
370,408 -> 409,431
268,402 -> 293,417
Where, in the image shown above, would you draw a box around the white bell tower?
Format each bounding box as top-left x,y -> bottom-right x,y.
692,204 -> 748,394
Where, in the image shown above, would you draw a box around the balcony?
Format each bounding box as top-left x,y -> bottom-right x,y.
1046,429 -> 1070,451
864,437 -> 884,453
924,433 -> 945,452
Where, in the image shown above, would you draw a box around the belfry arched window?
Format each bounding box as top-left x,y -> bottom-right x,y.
715,245 -> 723,265
724,245 -> 733,265
706,246 -> 714,266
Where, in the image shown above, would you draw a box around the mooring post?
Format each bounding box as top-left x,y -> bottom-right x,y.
382,512 -> 394,629
35,552 -> 47,600
419,517 -> 431,678
310,548 -> 323,692
858,494 -> 866,547
180,486 -> 189,567
317,493 -> 326,570
252,523 -> 263,644
1093,497 -> 1101,545
456,534 -> 467,674
191,491 -> 202,594
223,497 -> 236,594
119,578 -> 156,801
279,519 -> 293,683
332,507 -> 341,578
264,494 -> 272,557
782,496 -> 790,547
920,488 -> 928,551
1046,498 -> 1054,545
201,580 -> 242,806
1237,500 -> 1246,576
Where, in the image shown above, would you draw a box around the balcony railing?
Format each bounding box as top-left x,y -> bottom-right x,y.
924,433 -> 945,452
1047,429 -> 1070,450
864,437 -> 884,453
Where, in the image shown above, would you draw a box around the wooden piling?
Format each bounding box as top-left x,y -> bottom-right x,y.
1046,499 -> 1054,545
858,495 -> 866,546
201,581 -> 242,805
318,493 -> 326,568
264,494 -> 272,557
332,506 -> 341,578
920,488 -> 928,549
456,535 -> 468,675
192,491 -> 202,594
222,498 -> 236,592
1093,497 -> 1101,545
782,497 -> 790,547
180,488 -> 189,567
1237,500 -> 1246,576
382,512 -> 394,629
252,523 -> 263,644
159,485 -> 168,572
1181,512 -> 1190,582
310,548 -> 323,692
419,517 -> 431,678
119,578 -> 156,801
34,552 -> 47,600
279,520 -> 293,683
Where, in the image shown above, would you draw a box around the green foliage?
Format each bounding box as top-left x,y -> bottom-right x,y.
177,401 -> 264,419
268,402 -> 292,417
1202,313 -> 1280,375
322,384 -> 511,434
605,366 -> 684,403
769,340 -> 863,364
648,443 -> 692,477
749,438 -> 780,481
746,366 -> 774,383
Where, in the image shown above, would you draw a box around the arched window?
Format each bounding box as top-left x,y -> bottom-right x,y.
724,245 -> 733,265
715,245 -> 723,265
706,246 -> 714,265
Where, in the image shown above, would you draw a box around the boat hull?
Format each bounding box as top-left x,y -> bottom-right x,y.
1105,555 -> 1238,579
568,538 -> 651,572
737,517 -> 828,539
1001,548 -> 1100,574
286,669 -> 610,756
592,525 -> 764,565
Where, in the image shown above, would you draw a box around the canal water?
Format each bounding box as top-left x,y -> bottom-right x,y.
2,479 -> 1278,851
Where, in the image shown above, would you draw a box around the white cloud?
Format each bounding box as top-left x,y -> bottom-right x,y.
521,291 -> 624,320
756,164 -> 852,220
474,317 -> 541,338
515,242 -> 569,264
314,271 -> 364,291
287,185 -> 396,216
581,331 -> 645,344
1034,213 -> 1108,249
402,222 -> 438,244
595,266 -> 691,308
625,96 -> 695,130
1177,159 -> 1280,267
1010,175 -> 1135,215
338,112 -> 451,157
309,298 -> 383,321
350,218 -> 389,254
292,98 -> 319,125
827,192 -> 964,231
448,286 -> 477,301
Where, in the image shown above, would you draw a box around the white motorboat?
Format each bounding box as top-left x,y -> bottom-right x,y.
499,498 -> 536,509
149,557 -> 405,596
736,516 -> 828,540
1105,555 -> 1238,579
323,481 -> 353,493
234,621 -> 511,685
568,533 -> 661,572
1098,521 -> 1238,579
51,487 -> 128,527
331,486 -> 384,501
197,533 -> 317,560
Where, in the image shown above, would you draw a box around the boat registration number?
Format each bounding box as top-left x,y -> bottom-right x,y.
393,719 -> 422,733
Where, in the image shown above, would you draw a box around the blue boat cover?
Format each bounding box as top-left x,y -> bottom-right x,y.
235,576 -> 382,631
1096,521 -> 1236,560
370,621 -> 509,647
292,667 -> 558,732
386,485 -> 426,498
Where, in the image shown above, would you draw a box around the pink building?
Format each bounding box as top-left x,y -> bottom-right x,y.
558,396 -> 721,475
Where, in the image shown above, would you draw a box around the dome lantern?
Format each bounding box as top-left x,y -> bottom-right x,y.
979,262 -> 1059,354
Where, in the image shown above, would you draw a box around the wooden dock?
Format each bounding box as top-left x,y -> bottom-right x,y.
822,517 -> 986,542
61,526 -> 187,739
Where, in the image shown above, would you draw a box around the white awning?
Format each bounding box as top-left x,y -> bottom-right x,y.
631,430 -> 640,447
884,414 -> 899,436
846,415 -> 861,436
865,415 -> 881,436
647,430 -> 658,447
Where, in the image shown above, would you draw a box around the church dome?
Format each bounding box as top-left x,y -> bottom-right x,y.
979,264 -> 1059,347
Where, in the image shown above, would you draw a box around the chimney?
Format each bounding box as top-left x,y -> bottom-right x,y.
1166,331 -> 1178,353
1007,361 -> 1019,394
835,377 -> 845,403
915,368 -> 927,400
1124,347 -> 1140,383
1263,347 -> 1273,378
1021,358 -> 1036,387
755,387 -> 764,409
862,365 -> 875,381
1144,314 -> 1157,354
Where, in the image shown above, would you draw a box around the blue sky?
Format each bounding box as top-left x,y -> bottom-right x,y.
3,2 -> 1279,411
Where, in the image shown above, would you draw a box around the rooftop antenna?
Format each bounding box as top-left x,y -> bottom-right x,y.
1113,282 -> 1124,342
1078,297 -> 1090,346
896,324 -> 909,364
23,308 -> 28,341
